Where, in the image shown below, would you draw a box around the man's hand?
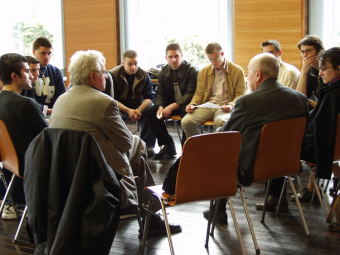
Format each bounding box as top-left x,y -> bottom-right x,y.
301,55 -> 318,74
186,104 -> 195,113
157,106 -> 164,119
221,105 -> 233,112
127,108 -> 138,121
162,106 -> 173,118
135,108 -> 142,120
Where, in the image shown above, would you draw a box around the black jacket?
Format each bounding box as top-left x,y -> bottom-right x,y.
154,60 -> 198,107
24,128 -> 121,255
302,79 -> 340,179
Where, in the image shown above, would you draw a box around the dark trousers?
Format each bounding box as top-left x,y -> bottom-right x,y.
268,177 -> 286,197
0,167 -> 25,204
147,104 -> 188,146
121,104 -> 156,148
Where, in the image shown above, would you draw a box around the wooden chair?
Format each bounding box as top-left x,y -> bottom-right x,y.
141,132 -> 246,255
209,119 -> 307,251
0,120 -> 25,242
239,117 -> 311,236
303,114 -> 340,221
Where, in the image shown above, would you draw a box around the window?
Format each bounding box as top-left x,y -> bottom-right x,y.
120,0 -> 233,70
0,0 -> 64,73
309,0 -> 340,49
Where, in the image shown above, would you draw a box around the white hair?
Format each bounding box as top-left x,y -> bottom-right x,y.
250,53 -> 280,79
68,50 -> 106,85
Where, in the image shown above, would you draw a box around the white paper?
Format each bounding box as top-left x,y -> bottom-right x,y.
193,102 -> 221,109
157,112 -> 163,119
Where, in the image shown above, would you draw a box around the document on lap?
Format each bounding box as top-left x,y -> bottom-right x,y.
193,102 -> 221,109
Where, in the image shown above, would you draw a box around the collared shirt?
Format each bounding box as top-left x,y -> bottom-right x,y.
209,58 -> 228,106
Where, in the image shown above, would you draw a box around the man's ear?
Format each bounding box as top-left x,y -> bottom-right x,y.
11,72 -> 18,82
32,49 -> 36,56
278,50 -> 282,57
255,69 -> 262,82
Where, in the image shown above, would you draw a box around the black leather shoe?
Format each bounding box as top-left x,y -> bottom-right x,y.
256,196 -> 289,211
139,213 -> 182,238
203,210 -> 228,224
154,143 -> 176,159
290,187 -> 313,203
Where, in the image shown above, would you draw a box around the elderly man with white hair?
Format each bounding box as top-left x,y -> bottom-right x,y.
50,50 -> 181,237
202,53 -> 309,224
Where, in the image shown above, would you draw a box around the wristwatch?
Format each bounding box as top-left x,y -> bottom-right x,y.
138,108 -> 144,113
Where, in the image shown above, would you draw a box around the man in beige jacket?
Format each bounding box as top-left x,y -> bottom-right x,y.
50,50 -> 181,237
181,42 -> 246,138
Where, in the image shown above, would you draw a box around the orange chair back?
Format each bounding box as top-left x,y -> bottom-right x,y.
173,132 -> 241,205
333,114 -> 340,162
0,120 -> 21,178
252,117 -> 307,183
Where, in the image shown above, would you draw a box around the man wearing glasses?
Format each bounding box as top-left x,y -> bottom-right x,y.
296,35 -> 326,101
181,42 -> 246,139
50,50 -> 181,237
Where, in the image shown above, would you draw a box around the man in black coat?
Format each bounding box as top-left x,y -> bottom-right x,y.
147,43 -> 198,158
203,53 -> 309,223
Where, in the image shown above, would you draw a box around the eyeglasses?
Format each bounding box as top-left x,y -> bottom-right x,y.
319,66 -> 333,72
300,49 -> 314,55
93,70 -> 109,78
208,57 -> 221,63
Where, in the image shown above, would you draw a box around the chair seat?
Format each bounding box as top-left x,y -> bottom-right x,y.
202,120 -> 214,126
168,115 -> 181,121
146,185 -> 175,206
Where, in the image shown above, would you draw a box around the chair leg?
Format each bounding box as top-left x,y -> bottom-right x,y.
13,205 -> 27,243
173,120 -> 183,147
276,177 -> 288,214
240,187 -> 260,254
229,197 -> 246,255
309,170 -> 328,219
0,171 -> 17,212
205,200 -> 215,248
0,174 -> 19,218
324,179 -> 330,193
141,194 -> 174,255
141,196 -> 153,255
210,199 -> 218,236
288,176 -> 310,236
135,205 -> 143,236
327,194 -> 340,223
136,121 -> 139,131
261,179 -> 272,222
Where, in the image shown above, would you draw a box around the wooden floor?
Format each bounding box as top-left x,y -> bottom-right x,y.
1,120 -> 340,255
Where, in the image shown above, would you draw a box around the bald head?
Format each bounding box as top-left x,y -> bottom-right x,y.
248,53 -> 280,91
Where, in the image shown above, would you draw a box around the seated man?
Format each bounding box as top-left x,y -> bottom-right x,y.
32,37 -> 66,114
0,53 -> 48,219
181,42 -> 245,138
147,43 -> 198,158
21,56 -> 44,110
262,39 -> 300,89
296,35 -> 326,102
110,50 -> 156,157
50,50 -> 181,236
291,47 -> 340,203
203,53 -> 308,223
